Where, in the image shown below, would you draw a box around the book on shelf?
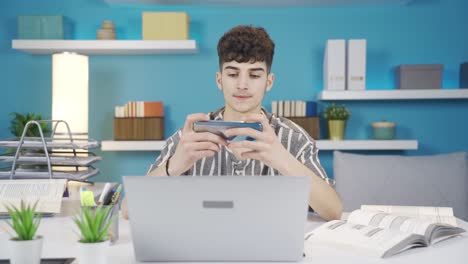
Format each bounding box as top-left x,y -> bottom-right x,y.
115,101 -> 164,118
304,205 -> 465,258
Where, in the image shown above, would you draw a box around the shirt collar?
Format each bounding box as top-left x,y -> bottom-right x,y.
209,106 -> 273,122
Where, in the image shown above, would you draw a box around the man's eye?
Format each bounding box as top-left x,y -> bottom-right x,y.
250,75 -> 260,78
228,73 -> 238,77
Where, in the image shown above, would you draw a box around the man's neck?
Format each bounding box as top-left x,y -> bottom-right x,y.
223,106 -> 262,121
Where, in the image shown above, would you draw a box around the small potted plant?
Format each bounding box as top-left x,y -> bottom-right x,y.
5,201 -> 43,264
73,206 -> 115,264
323,103 -> 351,140
9,112 -> 50,138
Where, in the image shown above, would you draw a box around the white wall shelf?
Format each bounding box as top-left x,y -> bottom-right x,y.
317,89 -> 468,101
12,40 -> 198,55
101,140 -> 166,151
101,139 -> 418,151
104,0 -> 413,6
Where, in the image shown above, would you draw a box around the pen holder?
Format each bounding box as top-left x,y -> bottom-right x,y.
82,205 -> 119,244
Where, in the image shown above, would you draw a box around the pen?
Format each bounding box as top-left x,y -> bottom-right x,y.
110,184 -> 122,205
98,183 -> 112,206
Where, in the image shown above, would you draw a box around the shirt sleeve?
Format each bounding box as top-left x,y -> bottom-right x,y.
296,137 -> 335,187
146,130 -> 182,175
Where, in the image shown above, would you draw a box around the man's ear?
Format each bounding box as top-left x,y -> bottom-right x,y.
266,73 -> 275,92
216,71 -> 222,91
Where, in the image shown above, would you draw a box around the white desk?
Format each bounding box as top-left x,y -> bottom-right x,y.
0,213 -> 467,263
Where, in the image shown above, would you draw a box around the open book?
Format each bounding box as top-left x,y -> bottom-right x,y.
0,179 -> 67,214
304,205 -> 466,258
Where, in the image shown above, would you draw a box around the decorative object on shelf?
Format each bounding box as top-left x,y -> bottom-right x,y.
323,103 -> 350,140
96,20 -> 117,40
73,205 -> 116,264
395,64 -> 443,89
323,39 -> 346,90
52,52 -> 89,137
460,62 -> 468,88
142,12 -> 189,40
346,39 -> 366,91
5,200 -> 43,264
18,15 -> 66,39
114,101 -> 164,140
371,121 -> 396,140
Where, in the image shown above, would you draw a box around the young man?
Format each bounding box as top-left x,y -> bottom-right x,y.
124,25 -> 343,221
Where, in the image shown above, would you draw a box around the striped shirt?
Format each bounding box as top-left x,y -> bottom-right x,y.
149,107 -> 334,186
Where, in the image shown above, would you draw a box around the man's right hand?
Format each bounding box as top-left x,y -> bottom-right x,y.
168,113 -> 227,176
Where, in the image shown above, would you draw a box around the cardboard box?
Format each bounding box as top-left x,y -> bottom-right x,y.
114,118 -> 164,140
287,117 -> 320,140
395,64 -> 443,89
142,12 -> 189,40
18,15 -> 65,39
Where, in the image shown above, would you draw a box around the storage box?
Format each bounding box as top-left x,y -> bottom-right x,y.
395,64 -> 443,89
18,15 -> 65,39
114,118 -> 164,140
460,62 -> 468,88
287,117 -> 320,140
142,12 -> 189,40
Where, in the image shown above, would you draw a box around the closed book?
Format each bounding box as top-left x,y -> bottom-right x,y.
142,12 -> 189,40
144,101 -> 164,117
323,39 -> 346,90
306,101 -> 317,117
347,39 -> 367,90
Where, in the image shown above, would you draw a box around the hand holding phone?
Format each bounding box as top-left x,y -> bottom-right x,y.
193,121 -> 263,142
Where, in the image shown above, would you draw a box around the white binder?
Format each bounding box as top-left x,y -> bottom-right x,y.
347,39 -> 367,90
323,39 -> 346,90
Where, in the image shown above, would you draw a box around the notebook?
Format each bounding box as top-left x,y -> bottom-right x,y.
0,179 -> 67,214
123,175 -> 310,262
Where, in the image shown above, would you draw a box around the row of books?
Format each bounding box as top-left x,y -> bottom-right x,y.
324,39 -> 366,90
271,101 -> 318,117
114,101 -> 164,118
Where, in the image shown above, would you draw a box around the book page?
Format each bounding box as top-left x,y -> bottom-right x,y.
348,210 -> 434,236
304,220 -> 425,258
361,205 -> 457,226
0,179 -> 66,214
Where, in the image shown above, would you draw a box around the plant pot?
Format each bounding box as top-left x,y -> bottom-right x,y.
328,120 -> 346,140
9,236 -> 43,264
372,121 -> 396,139
78,240 -> 109,264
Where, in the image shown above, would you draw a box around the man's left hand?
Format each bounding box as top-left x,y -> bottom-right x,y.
224,114 -> 291,170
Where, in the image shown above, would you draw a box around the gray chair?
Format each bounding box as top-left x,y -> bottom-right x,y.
334,151 -> 468,221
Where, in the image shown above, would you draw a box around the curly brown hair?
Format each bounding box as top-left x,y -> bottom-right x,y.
217,25 -> 275,72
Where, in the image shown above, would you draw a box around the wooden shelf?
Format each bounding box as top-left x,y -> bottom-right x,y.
317,89 -> 468,101
12,40 -> 198,55
104,0 -> 413,6
101,139 -> 418,151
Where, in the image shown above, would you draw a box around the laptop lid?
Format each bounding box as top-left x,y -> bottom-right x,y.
123,176 -> 310,262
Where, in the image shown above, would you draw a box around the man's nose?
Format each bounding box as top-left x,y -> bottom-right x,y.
237,74 -> 248,89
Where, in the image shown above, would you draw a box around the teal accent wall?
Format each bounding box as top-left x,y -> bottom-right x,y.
1,0 -> 467,183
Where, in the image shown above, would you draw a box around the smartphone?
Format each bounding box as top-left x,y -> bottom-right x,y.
193,121 -> 263,142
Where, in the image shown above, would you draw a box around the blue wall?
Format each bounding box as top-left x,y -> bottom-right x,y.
1,0 -> 467,183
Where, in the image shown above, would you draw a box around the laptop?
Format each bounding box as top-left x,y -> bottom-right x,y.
123,176 -> 310,262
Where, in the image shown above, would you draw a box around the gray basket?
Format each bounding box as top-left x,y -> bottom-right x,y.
395,64 -> 443,89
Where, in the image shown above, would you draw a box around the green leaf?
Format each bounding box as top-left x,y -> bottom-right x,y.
3,200 -> 41,240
